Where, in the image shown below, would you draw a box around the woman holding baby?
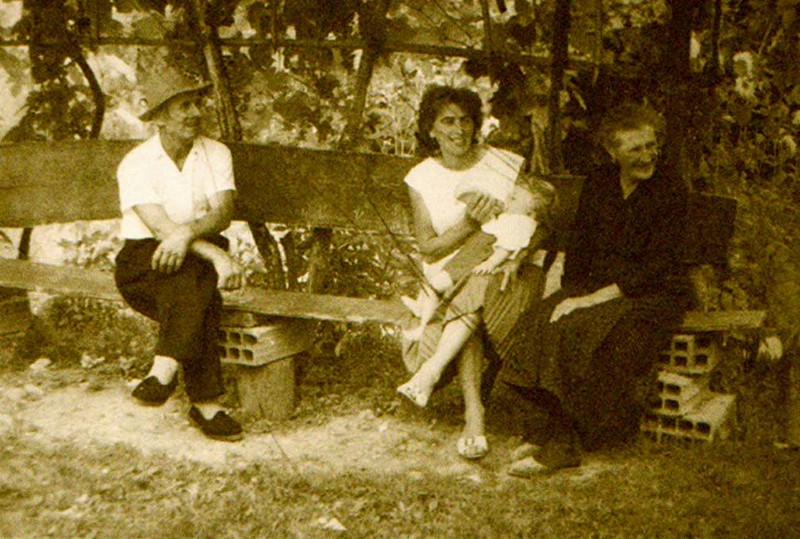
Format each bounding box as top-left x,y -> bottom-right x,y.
397,84 -> 554,460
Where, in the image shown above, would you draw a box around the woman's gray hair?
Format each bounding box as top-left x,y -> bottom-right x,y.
595,102 -> 665,151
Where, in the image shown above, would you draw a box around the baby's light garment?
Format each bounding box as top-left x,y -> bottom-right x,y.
482,213 -> 537,251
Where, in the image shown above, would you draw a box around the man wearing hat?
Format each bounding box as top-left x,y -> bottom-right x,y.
114,67 -> 245,441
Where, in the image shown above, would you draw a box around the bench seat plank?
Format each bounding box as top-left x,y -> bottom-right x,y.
679,310 -> 767,333
0,258 -> 766,332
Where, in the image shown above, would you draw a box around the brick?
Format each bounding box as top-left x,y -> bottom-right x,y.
218,319 -> 314,367
655,371 -> 708,416
641,393 -> 736,443
659,333 -> 721,375
680,393 -> 736,442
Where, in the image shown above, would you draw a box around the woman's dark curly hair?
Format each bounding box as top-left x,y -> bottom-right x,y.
416,85 -> 483,157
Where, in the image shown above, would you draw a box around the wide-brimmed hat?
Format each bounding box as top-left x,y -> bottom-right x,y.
138,66 -> 211,122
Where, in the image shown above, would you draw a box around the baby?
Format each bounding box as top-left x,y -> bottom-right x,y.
402,177 -> 554,342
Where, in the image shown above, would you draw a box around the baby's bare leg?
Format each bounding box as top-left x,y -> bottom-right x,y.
473,248 -> 512,275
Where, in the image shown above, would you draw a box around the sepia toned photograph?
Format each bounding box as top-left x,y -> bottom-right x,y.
0,1 -> 798,537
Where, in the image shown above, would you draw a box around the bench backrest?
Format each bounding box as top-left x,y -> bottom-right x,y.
0,140 -> 733,265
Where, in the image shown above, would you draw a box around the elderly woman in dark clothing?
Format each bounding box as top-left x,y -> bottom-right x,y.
489,103 -> 691,475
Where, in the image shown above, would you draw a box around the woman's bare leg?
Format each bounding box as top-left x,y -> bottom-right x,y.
458,334 -> 486,442
398,314 -> 478,407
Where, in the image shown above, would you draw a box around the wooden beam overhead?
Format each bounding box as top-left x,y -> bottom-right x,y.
0,36 -> 594,70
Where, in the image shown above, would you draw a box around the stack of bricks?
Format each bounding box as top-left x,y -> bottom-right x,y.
216,313 -> 315,421
641,333 -> 736,443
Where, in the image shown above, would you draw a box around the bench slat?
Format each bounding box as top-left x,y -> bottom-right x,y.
0,141 -> 583,237
0,141 -> 736,264
0,258 -> 765,332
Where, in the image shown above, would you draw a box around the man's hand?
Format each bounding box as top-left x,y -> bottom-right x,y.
549,296 -> 588,323
462,192 -> 504,224
213,253 -> 245,290
151,225 -> 193,273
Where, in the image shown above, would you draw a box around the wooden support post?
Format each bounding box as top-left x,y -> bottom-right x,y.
306,228 -> 333,294
0,288 -> 31,335
788,357 -> 800,446
547,0 -> 571,174
1,228 -> 32,335
192,0 -> 242,141
246,222 -> 287,290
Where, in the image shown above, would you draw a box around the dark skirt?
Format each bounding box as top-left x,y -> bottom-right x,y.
493,288 -> 686,450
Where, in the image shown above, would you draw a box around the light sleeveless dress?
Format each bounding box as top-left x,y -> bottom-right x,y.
401,146 -> 545,375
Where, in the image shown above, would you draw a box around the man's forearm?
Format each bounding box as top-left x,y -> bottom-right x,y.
189,238 -> 229,265
184,206 -> 233,239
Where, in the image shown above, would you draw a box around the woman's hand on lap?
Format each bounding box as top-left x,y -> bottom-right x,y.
550,297 -> 588,323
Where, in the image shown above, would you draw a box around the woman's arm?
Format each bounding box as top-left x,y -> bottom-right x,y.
550,283 -> 622,322
410,188 -> 477,264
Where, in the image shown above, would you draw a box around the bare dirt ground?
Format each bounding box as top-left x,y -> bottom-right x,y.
0,364 -> 616,486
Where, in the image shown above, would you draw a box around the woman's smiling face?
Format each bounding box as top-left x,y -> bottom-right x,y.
609,125 -> 659,184
430,102 -> 476,159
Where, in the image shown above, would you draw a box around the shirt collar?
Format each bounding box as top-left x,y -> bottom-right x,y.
150,133 -> 202,163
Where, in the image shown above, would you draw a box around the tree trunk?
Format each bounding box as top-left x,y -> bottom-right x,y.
338,0 -> 392,150
662,0 -> 697,187
548,0 -> 571,173
191,0 -> 242,142
191,0 -> 288,292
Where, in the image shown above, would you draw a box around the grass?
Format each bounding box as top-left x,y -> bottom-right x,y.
2,428 -> 799,538
1,325 -> 799,537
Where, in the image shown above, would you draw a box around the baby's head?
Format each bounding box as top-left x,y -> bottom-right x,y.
506,177 -> 556,216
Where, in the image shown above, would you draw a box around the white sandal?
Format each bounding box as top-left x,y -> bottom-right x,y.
457,435 -> 488,460
397,382 -> 430,408
510,442 -> 541,462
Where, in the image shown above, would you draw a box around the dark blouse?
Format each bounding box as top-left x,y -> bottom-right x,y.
561,163 -> 690,299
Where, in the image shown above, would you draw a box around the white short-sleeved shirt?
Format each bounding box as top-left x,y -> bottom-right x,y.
117,134 -> 236,239
404,146 -> 524,276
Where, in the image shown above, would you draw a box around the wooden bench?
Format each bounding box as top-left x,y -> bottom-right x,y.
0,140 -> 767,420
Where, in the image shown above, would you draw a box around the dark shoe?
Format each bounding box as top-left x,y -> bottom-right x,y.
189,406 -> 243,442
508,441 -> 581,478
132,376 -> 177,406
